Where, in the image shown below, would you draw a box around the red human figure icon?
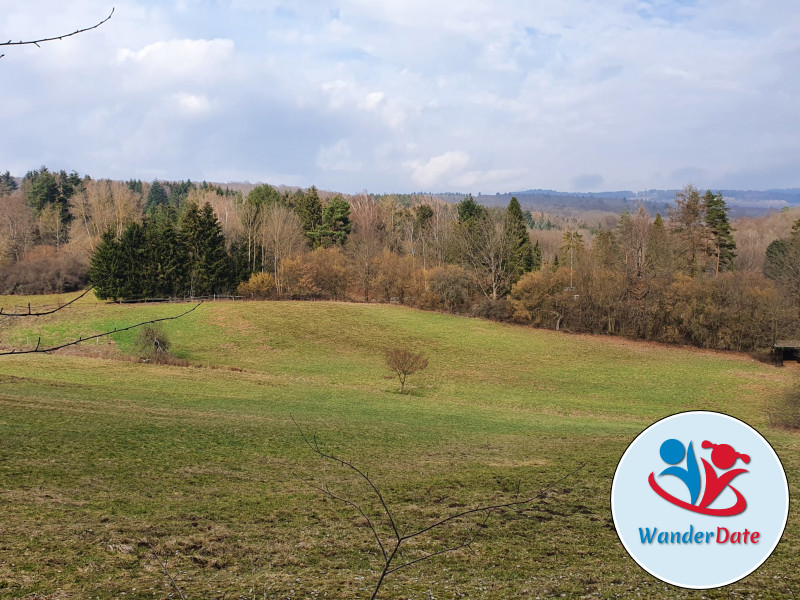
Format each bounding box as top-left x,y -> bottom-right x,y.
698,441 -> 750,511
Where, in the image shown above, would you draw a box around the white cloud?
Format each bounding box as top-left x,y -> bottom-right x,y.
116,38 -> 235,83
409,151 -> 471,188
316,139 -> 362,172
3,1 -> 800,192
364,92 -> 385,110
173,92 -> 212,116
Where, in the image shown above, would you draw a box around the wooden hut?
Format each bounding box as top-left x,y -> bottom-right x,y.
773,340 -> 800,366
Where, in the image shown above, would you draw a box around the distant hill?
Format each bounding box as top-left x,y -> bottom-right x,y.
458,188 -> 800,218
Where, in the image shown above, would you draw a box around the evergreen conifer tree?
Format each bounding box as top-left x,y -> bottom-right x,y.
248,183 -> 281,207
117,222 -> 146,299
703,191 -> 736,275
505,196 -> 534,279
88,229 -> 124,300
294,186 -> 323,243
313,196 -> 351,247
145,180 -> 170,215
456,194 -> 487,224
645,213 -> 672,276
142,207 -> 188,297
24,166 -> 60,214
532,240 -> 543,271
181,203 -> 232,296
0,170 -> 18,195
764,218 -> 800,297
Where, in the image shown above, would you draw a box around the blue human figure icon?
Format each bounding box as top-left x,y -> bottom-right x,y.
658,438 -> 701,505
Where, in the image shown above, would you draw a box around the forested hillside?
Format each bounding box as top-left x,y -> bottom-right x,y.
1,168 -> 798,352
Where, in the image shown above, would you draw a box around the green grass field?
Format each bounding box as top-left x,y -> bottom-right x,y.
0,294 -> 798,599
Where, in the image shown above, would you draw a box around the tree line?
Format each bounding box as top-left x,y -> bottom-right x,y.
1,168 -> 798,351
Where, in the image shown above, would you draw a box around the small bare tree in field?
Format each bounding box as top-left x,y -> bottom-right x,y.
384,347 -> 428,393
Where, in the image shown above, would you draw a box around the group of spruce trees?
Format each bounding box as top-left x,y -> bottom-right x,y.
89,203 -> 234,300
88,182 -> 356,300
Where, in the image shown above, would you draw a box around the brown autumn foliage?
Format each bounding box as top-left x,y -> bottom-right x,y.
281,247 -> 349,300
237,272 -> 276,299
0,246 -> 87,295
2,170 -> 798,353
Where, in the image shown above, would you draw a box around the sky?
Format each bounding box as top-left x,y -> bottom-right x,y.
2,1 -> 800,194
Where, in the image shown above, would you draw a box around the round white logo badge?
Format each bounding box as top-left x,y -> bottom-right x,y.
611,411 -> 789,589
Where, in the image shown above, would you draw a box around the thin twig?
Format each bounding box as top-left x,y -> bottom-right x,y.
0,8 -> 114,57
293,416 -> 401,540
0,301 -> 202,355
294,473 -> 388,561
147,543 -> 187,600
293,417 -> 585,600
0,284 -> 97,317
386,509 -> 492,575
399,462 -> 584,543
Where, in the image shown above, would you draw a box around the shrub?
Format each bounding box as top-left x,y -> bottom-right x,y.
134,324 -> 172,363
0,246 -> 87,295
427,265 -> 475,313
472,297 -> 512,321
281,248 -> 348,300
237,271 -> 276,299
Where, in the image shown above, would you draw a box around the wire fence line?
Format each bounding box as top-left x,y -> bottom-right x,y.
1,294 -> 243,314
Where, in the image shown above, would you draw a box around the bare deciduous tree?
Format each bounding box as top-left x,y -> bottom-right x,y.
384,347 -> 428,393
258,204 -> 307,292
347,194 -> 384,301
618,203 -> 651,278
69,179 -> 143,258
0,191 -> 36,263
456,211 -> 528,301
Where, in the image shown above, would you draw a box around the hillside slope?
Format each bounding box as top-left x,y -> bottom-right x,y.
0,296 -> 797,598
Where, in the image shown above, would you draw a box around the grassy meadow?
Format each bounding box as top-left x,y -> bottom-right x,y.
0,293 -> 798,599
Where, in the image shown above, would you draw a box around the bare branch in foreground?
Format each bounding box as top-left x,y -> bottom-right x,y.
0,301 -> 202,356
0,8 -> 115,59
292,416 -> 585,600
147,543 -> 187,600
0,284 -> 98,317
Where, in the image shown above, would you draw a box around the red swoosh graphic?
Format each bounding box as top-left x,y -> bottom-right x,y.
648,472 -> 747,516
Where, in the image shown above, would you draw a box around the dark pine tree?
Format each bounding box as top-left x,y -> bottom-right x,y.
0,170 -> 18,195
142,207 -> 188,297
23,166 -> 60,214
764,218 -> 800,297
88,229 -> 124,301
313,196 -> 351,248
181,203 -> 233,296
505,196 -> 534,280
117,222 -> 146,299
456,194 -> 487,224
294,186 -> 323,244
145,180 -> 170,215
127,179 -> 144,195
228,239 -> 253,287
532,240 -> 543,271
169,179 -> 195,207
703,191 -> 736,275
248,183 -> 281,208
